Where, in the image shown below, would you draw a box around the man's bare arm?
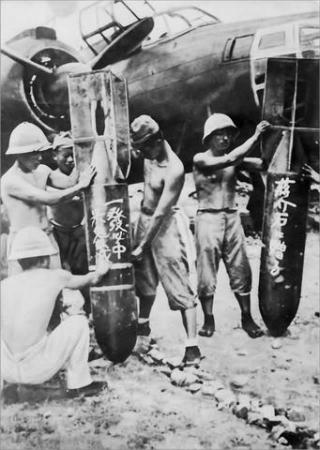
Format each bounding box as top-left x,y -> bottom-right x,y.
193,121 -> 270,171
6,166 -> 95,205
48,168 -> 79,189
61,261 -> 111,290
239,157 -> 267,172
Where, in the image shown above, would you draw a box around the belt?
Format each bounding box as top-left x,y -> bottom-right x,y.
140,204 -> 180,216
197,208 -> 237,214
50,219 -> 82,231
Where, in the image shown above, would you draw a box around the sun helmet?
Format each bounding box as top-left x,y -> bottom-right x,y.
6,122 -> 52,155
8,227 -> 58,260
202,113 -> 238,145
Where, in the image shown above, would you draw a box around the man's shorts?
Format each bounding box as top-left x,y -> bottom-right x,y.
195,210 -> 252,298
134,208 -> 197,311
52,223 -> 88,275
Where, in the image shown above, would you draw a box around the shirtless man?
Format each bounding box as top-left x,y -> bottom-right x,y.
1,226 -> 110,397
48,132 -> 90,315
130,115 -> 201,366
1,122 -> 95,274
193,114 -> 270,338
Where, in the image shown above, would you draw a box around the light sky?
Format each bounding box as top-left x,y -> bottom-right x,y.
1,0 -> 319,49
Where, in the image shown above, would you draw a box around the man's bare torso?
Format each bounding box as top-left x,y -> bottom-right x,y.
142,142 -> 184,212
193,150 -> 237,210
1,163 -> 51,232
1,268 -> 67,354
48,168 -> 84,228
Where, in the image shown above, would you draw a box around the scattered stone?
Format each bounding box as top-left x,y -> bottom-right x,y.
276,363 -> 290,371
259,404 -> 275,421
282,420 -> 297,434
233,404 -> 249,420
149,343 -> 160,350
186,383 -> 201,394
148,349 -> 165,364
201,384 -> 216,397
186,368 -> 214,381
278,436 -> 289,446
170,369 -> 198,387
140,354 -> 155,365
247,412 -> 264,427
272,340 -> 282,350
237,350 -> 248,356
183,372 -> 198,387
159,367 -> 172,377
313,432 -> 320,448
250,398 -> 262,412
43,424 -> 55,434
268,415 -> 291,428
166,357 -> 182,369
201,380 -> 224,397
230,374 -> 249,389
215,389 -> 236,407
275,407 -> 287,416
134,337 -> 151,354
237,393 -> 251,409
286,407 -> 306,422
210,380 -> 225,392
271,424 -> 287,441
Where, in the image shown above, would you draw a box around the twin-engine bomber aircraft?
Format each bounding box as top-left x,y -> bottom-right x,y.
1,1 -> 318,175
1,0 -> 319,356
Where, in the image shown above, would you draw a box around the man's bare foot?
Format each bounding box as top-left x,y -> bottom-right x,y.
241,315 -> 264,338
198,314 -> 215,337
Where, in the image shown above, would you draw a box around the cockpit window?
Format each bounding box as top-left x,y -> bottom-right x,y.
231,35 -> 254,60
300,26 -> 320,56
258,31 -> 286,49
142,7 -> 219,46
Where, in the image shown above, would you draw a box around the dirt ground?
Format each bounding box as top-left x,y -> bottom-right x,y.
1,231 -> 319,450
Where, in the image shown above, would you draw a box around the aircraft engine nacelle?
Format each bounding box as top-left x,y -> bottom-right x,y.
1,27 -> 83,171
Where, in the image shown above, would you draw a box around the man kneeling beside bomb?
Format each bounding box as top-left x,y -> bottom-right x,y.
1,227 -> 110,398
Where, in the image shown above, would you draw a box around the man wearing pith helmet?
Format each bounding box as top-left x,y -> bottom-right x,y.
1,226 -> 110,397
1,122 -> 95,274
193,113 -> 270,338
130,115 -> 201,367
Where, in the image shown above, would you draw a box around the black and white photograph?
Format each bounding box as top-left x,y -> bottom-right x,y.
0,1 -> 319,449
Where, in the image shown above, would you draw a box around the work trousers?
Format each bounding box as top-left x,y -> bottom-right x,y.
195,210 -> 252,298
1,315 -> 92,389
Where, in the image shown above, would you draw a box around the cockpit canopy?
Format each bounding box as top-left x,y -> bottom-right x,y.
79,0 -> 220,55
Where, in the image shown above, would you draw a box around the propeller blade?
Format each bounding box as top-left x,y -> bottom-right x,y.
1,46 -> 54,75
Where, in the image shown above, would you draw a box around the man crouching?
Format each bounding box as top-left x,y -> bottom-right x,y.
1,226 -> 110,398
